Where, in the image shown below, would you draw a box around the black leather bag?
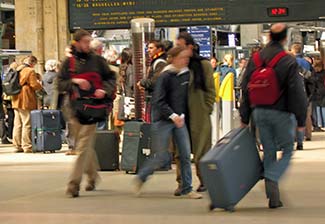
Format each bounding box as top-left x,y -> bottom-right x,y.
71,98 -> 109,125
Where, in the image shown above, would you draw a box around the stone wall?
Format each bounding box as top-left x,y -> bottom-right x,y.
15,0 -> 70,73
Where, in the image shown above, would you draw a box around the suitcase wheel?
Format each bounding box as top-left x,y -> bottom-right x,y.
225,206 -> 235,213
209,204 -> 216,211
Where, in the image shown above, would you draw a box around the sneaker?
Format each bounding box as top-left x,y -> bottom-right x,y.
24,149 -> 33,153
134,177 -> 144,197
181,191 -> 203,199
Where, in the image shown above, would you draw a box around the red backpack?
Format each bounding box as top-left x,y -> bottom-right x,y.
248,51 -> 287,106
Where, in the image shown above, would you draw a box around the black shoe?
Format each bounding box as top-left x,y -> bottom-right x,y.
269,199 -> 283,209
265,178 -> 283,209
296,144 -> 303,150
1,138 -> 11,144
305,138 -> 311,141
196,184 -> 207,192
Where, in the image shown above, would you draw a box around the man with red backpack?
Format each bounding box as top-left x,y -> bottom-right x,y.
240,23 -> 307,209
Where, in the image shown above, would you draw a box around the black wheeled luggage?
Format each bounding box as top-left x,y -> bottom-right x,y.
31,110 -> 62,153
121,121 -> 151,173
199,128 -> 263,212
94,130 -> 119,171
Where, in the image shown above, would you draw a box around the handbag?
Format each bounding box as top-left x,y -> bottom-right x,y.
69,57 -> 109,124
71,98 -> 109,124
117,84 -> 135,121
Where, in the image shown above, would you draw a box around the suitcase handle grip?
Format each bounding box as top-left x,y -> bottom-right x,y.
216,127 -> 246,145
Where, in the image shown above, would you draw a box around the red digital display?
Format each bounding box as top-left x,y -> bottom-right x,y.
268,7 -> 289,17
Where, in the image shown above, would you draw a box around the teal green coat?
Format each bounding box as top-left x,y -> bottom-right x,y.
188,60 -> 216,163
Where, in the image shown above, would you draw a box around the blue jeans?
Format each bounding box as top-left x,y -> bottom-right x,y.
316,106 -> 325,128
253,108 -> 296,182
296,129 -> 304,145
96,119 -> 107,130
137,120 -> 193,194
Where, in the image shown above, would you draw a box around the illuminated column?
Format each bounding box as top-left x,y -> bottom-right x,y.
131,18 -> 155,120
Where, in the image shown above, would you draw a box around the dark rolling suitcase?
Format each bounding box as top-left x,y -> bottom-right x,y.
94,131 -> 119,171
31,110 -> 62,153
121,121 -> 151,173
199,128 -> 263,212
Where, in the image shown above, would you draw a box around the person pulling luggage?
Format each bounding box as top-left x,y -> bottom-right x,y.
240,23 -> 308,208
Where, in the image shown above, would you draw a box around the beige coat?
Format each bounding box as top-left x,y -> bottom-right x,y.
188,60 -> 216,163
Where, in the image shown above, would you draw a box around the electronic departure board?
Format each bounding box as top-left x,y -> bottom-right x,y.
69,0 -> 325,30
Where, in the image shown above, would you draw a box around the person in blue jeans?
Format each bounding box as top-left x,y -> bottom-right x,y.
240,23 -> 307,209
134,46 -> 202,199
291,43 -> 314,150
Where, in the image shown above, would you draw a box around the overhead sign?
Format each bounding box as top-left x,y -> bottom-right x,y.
187,26 -> 211,58
68,0 -> 325,30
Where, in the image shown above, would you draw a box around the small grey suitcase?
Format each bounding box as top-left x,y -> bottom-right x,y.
31,110 -> 62,153
199,128 -> 263,212
121,121 -> 151,173
94,131 -> 119,171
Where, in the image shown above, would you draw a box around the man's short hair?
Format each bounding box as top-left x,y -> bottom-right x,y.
270,25 -> 288,42
149,40 -> 165,51
73,29 -> 91,42
291,43 -> 302,54
177,32 -> 195,46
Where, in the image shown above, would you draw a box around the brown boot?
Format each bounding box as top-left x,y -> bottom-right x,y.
85,175 -> 101,191
14,148 -> 24,153
66,182 -> 80,198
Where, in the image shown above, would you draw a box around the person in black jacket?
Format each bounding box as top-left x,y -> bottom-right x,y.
0,75 -> 11,144
240,23 -> 307,209
135,46 -> 202,199
312,58 -> 325,130
137,40 -> 167,122
58,29 -> 116,198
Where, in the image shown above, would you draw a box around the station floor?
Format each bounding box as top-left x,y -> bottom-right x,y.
0,132 -> 324,224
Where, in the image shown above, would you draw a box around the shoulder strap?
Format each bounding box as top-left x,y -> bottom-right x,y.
152,58 -> 167,71
68,56 -> 76,76
252,52 -> 263,68
268,51 -> 287,68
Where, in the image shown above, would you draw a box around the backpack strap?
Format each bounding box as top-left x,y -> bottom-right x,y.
252,52 -> 263,68
267,51 -> 287,68
152,58 -> 167,71
69,56 -> 76,76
